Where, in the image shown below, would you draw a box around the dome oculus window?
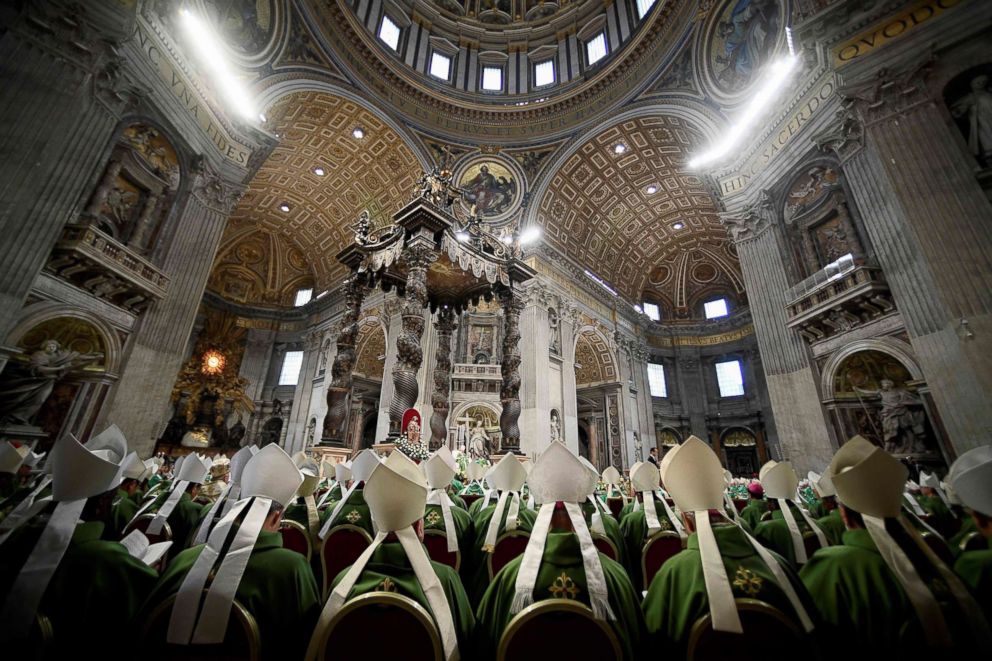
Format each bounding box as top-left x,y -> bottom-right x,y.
378,15 -> 400,51
585,33 -> 608,67
482,66 -> 503,92
636,0 -> 656,19
430,52 -> 452,81
534,59 -> 556,88
704,298 -> 729,319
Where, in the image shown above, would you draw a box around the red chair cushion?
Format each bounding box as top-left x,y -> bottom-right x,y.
423,533 -> 459,570
326,600 -> 437,661
643,535 -> 683,587
502,608 -> 617,661
323,528 -> 371,586
593,537 -> 617,561
280,525 -> 310,557
491,534 -> 529,578
461,494 -> 482,509
606,498 -> 624,519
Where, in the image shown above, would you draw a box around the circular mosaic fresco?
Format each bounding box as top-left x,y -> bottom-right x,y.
454,156 -> 523,223
699,0 -> 786,103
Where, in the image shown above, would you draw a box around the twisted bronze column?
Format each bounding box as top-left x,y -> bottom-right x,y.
499,288 -> 525,453
430,306 -> 457,449
322,271 -> 367,444
389,243 -> 435,435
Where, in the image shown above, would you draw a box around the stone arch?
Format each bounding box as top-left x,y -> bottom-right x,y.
820,337 -> 924,401
573,326 -> 618,386
353,317 -> 388,380
8,301 -> 123,376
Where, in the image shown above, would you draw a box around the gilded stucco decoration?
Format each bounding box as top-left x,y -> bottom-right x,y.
574,330 -> 616,386
224,91 -> 421,289
353,319 -> 387,380
18,317 -> 108,372
537,116 -> 743,310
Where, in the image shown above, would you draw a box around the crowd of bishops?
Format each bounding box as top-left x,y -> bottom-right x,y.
0,427 -> 989,659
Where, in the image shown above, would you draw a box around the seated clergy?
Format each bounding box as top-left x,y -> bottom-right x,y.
424,446 -> 474,561
947,445 -> 992,623
141,453 -> 212,548
809,471 -> 845,546
145,444 -> 320,660
579,455 -> 626,565
0,426 -> 158,652
918,471 -> 958,537
109,451 -> 152,539
619,460 -> 687,592
644,437 -> 817,656
317,449 -> 380,538
468,465 -> 502,519
800,436 -> 991,653
316,459 -> 344,508
459,461 -> 488,501
189,445 -> 257,546
739,481 -> 769,531
285,454 -> 321,540
753,460 -> 828,569
308,450 -> 475,660
466,453 -> 535,604
475,442 -> 645,661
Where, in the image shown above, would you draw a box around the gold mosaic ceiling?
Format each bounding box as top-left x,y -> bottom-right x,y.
217,91 -> 421,296
536,115 -> 744,315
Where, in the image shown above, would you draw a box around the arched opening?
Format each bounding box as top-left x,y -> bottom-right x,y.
721,427 -> 759,477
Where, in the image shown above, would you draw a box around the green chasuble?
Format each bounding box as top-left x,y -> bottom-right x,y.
949,515 -> 979,557
145,530 -> 320,660
464,502 -> 537,605
319,486 -> 373,536
284,498 -> 318,533
468,492 -> 496,520
618,500 -> 635,521
916,493 -> 956,537
618,497 -> 680,593
110,488 -> 139,539
816,509 -> 845,547
461,481 -> 485,498
643,522 -> 817,656
450,492 -> 468,510
954,536 -> 992,624
150,490 -> 207,549
475,531 -> 645,661
754,503 -> 824,569
800,528 -> 920,654
807,498 -> 827,520
425,502 -> 475,556
330,541 -> 476,654
320,482 -> 343,504
581,499 -> 626,567
739,498 -> 769,531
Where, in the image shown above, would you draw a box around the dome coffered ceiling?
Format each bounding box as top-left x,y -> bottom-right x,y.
535,115 -> 744,317
222,90 -> 423,291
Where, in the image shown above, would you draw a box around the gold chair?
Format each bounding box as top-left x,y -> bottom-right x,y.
423,528 -> 462,571
497,599 -> 622,661
641,530 -> 685,589
139,591 -> 261,661
487,529 -> 531,581
278,519 -> 313,562
320,523 -> 374,599
686,597 -> 807,661
959,530 -> 987,553
312,592 -> 443,661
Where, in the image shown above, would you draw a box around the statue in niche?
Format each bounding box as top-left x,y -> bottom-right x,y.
229,416 -> 246,447
259,416 -> 283,447
950,74 -> 992,166
0,341 -> 103,425
468,418 -> 491,459
819,223 -> 852,263
854,379 -> 928,455
549,409 -> 562,444
548,308 -> 561,355
354,209 -> 371,245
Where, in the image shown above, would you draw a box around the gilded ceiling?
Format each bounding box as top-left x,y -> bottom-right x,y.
536,115 -> 744,316
220,91 -> 422,295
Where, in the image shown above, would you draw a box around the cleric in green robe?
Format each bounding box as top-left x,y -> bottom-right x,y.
739,481 -> 769,530
316,449 -> 381,540
144,445 -> 321,661
422,446 -> 476,567
581,497 -> 626,566
619,461 -> 685,592
753,461 -> 828,569
800,436 -> 991,654
424,494 -> 473,543
475,443 -> 645,661
148,484 -> 207,548
947,445 -> 992,625
308,450 -> 474,661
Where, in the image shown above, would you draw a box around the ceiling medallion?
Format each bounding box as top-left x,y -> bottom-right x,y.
452,154 -> 524,226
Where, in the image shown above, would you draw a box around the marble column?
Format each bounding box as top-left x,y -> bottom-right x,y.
429,306 -> 456,449
499,287 -> 526,453
517,289 -> 552,458
99,166 -> 242,455
720,197 -> 836,473
239,330 -> 277,404
375,296 -> 403,440
0,2 -> 138,369
560,303 -> 580,456
818,63 -> 992,455
389,243 -> 435,435
631,343 -> 656,452
323,272 -> 368,444
286,330 -> 322,453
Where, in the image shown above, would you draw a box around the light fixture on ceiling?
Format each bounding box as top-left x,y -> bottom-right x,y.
179,9 -> 257,122
313,167 -> 326,176
279,203 -> 291,212
519,226 -> 542,245
258,113 -> 267,123
613,143 -> 627,155
672,222 -> 685,230
352,127 -> 365,139
646,185 -> 658,195
687,52 -> 799,169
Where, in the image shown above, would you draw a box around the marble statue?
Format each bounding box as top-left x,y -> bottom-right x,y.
406,415 -> 421,444
854,379 -> 928,454
951,75 -> 992,165
468,419 -> 490,459
550,409 -> 562,443
0,341 -> 103,425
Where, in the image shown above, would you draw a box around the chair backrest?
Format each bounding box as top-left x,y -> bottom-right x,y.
606,497 -> 624,519
642,530 -> 685,589
801,530 -> 823,560
687,598 -> 807,661
488,530 -> 531,581
497,599 -> 621,661
423,529 -> 461,571
312,592 -> 443,661
140,591 -> 261,661
279,519 -> 312,562
461,493 -> 482,509
959,531 -> 986,553
321,524 -> 374,598
591,533 -> 619,562
733,499 -> 748,513
126,513 -> 173,546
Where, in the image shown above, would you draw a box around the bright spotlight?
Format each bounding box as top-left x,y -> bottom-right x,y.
179,9 -> 257,122
519,226 -> 542,244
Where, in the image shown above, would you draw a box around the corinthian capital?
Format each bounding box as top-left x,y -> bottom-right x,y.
191,158 -> 244,213
719,189 -> 775,243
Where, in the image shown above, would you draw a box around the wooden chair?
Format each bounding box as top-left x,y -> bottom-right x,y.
278,519 -> 312,562
311,592 -> 442,661
801,530 -> 824,560
606,497 -> 624,520
641,530 -> 685,589
140,592 -> 262,661
686,598 -> 808,661
320,524 -> 374,599
959,531 -> 987,553
488,529 -> 531,581
591,533 -> 619,562
497,599 -> 621,661
423,529 -> 461,571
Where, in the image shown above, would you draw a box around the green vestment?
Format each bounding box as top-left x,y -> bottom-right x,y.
642,522 -> 817,656
754,503 -> 825,569
319,486 -> 373,537
425,501 -> 475,556
475,531 -> 645,661
581,499 -> 627,567
618,497 -> 680,593
949,515 -> 979,556
916,494 -> 956,537
150,490 -> 207,549
816,508 -> 845,546
144,530 -> 321,660
954,536 -> 992,625
110,488 -> 139,539
464,501 -> 537,605
739,498 -> 769,531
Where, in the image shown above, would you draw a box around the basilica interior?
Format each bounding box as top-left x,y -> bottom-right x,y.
1,0 -> 992,657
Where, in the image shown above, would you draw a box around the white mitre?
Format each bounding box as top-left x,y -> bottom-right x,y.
948,445 -> 992,517
481,454 -> 527,552
334,460 -> 353,483
758,459 -> 825,563
0,442 -> 31,474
